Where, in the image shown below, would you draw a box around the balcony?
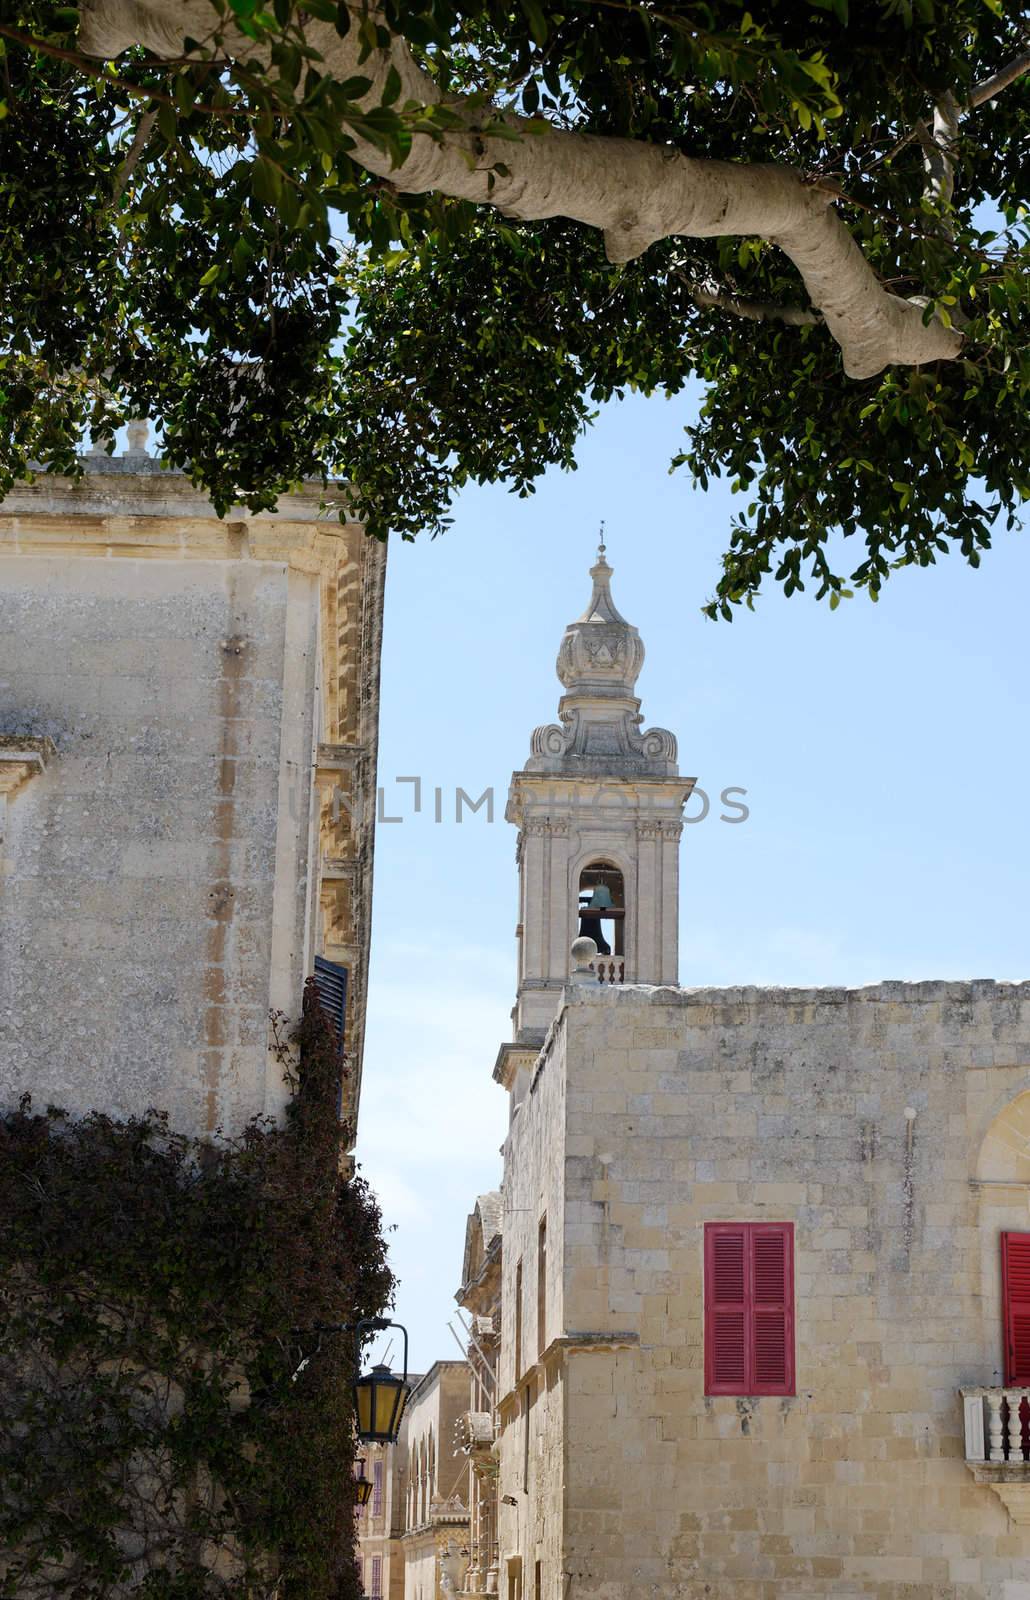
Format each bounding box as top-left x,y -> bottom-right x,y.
961,1386 -> 1030,1524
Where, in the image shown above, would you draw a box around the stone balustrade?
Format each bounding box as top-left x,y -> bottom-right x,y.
589,955 -> 625,984
962,1386 -> 1030,1463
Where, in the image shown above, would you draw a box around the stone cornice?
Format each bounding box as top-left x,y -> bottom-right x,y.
496,1331 -> 640,1420
492,1042 -> 540,1089
505,768 -> 695,828
0,468 -> 364,577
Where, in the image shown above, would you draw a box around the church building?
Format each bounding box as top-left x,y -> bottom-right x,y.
0,432 -> 384,1144
468,547 -> 1030,1600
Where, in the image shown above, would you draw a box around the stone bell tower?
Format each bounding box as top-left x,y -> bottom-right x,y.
499,543 -> 695,1072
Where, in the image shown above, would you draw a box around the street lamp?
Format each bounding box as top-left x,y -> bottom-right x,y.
354,1459 -> 374,1507
353,1317 -> 410,1444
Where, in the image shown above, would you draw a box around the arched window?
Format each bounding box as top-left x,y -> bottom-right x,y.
577,861 -> 625,957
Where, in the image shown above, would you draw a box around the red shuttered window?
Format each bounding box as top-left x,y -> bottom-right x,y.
1003,1232 -> 1030,1384
704,1222 -> 794,1396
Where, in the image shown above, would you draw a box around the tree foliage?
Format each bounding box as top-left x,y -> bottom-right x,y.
0,986 -> 394,1599
0,0 -> 1026,610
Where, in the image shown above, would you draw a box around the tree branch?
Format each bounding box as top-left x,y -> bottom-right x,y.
688,284 -> 823,326
920,46 -> 1028,239
76,0 -> 964,379
921,90 -> 959,240
969,48 -> 1030,108
112,105 -> 157,202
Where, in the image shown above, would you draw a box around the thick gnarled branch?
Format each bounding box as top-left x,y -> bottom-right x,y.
78,0 -> 965,379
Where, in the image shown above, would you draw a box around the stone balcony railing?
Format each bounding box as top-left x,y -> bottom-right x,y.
961,1386 -> 1030,1523
589,955 -> 625,984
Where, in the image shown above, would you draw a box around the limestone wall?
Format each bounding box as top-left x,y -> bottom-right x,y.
0,552 -> 316,1134
356,1438 -> 406,1600
498,979 -> 1030,1599
401,1361 -> 471,1600
0,466 -> 383,1140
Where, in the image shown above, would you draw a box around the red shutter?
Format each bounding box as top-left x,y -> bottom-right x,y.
705,1224 -> 748,1394
750,1223 -> 794,1395
705,1222 -> 795,1396
1003,1233 -> 1030,1383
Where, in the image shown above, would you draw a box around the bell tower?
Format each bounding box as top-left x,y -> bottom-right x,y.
501,543 -> 695,1053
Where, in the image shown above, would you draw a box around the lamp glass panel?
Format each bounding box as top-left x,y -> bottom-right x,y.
373,1378 -> 401,1439
355,1377 -> 374,1436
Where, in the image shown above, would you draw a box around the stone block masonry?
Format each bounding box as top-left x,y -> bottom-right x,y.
496,979 -> 1030,1599
0,463 -> 384,1141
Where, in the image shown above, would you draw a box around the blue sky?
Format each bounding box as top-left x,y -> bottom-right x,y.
354,382 -> 1029,1374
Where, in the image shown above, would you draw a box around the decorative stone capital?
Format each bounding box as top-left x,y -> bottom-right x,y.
521,816 -> 568,837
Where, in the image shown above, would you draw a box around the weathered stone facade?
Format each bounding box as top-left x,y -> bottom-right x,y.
401,1361 -> 472,1600
357,1435 -> 409,1600
456,1194 -> 504,1598
477,550 -> 1030,1599
0,450 -> 384,1140
497,980 -> 1030,1600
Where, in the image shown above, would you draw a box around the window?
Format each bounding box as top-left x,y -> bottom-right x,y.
1003,1232 -> 1030,1383
577,862 -> 625,958
370,1555 -> 382,1599
372,1458 -> 383,1516
514,1259 -> 523,1382
312,955 -> 347,1053
534,1560 -> 542,1600
537,1216 -> 547,1358
704,1222 -> 794,1396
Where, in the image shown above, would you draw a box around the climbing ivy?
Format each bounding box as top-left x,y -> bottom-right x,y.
0,984 -> 394,1599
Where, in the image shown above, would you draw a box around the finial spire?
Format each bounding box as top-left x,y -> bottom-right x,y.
598,520 -> 607,564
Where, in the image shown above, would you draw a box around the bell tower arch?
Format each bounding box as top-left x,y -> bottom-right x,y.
503,543 -> 694,1045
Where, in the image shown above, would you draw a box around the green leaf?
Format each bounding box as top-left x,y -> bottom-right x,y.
251,156 -> 283,205
519,0 -> 549,46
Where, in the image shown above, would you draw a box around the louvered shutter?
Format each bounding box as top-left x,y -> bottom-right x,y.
1003,1232 -> 1030,1383
705,1224 -> 748,1394
750,1223 -> 794,1395
313,955 -> 347,1056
